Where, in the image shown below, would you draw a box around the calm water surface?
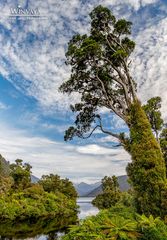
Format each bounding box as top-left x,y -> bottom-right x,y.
77,197 -> 99,219
0,197 -> 99,239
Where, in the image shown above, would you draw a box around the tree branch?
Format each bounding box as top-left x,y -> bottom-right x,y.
95,74 -> 126,122
77,125 -> 100,139
122,59 -> 137,101
108,74 -> 131,108
98,118 -> 121,140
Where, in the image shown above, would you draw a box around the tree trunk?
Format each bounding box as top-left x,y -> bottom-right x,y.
126,100 -> 166,217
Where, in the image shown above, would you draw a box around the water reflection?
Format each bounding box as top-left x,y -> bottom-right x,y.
0,215 -> 77,239
0,198 -> 98,240
77,197 -> 99,219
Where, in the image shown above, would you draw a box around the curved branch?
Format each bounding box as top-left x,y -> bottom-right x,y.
99,121 -> 120,140
96,74 -> 126,122
102,57 -> 128,85
77,125 -> 100,139
105,35 -> 117,53
76,116 -> 121,141
108,74 -> 131,108
122,59 -> 137,101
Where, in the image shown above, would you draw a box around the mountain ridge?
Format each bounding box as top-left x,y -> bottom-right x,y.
75,175 -> 130,197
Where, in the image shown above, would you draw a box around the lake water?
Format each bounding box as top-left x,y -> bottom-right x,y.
77,197 -> 99,219
0,197 -> 99,239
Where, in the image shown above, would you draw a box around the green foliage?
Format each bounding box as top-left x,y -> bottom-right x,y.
143,97 -> 164,140
137,215 -> 167,240
119,191 -> 134,207
39,174 -> 78,199
0,186 -> 78,221
62,205 -> 167,240
92,190 -> 121,209
59,5 -> 136,141
102,175 -> 119,192
160,127 -> 167,172
0,176 -> 13,195
0,155 -> 12,194
92,176 -> 121,209
10,159 -> 32,191
0,159 -> 78,223
59,5 -> 167,218
0,216 -> 77,239
143,96 -> 167,175
127,101 -> 166,217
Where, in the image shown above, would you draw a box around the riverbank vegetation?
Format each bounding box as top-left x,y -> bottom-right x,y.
62,204 -> 167,240
92,176 -> 121,209
0,157 -> 78,223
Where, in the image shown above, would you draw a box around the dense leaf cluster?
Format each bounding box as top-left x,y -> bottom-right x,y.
0,187 -> 77,221
92,175 -> 121,209
62,204 -> 167,240
0,158 -> 78,222
39,174 -> 77,200
127,101 -> 166,217
59,5 -> 136,141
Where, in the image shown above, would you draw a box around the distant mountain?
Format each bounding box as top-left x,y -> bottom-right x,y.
74,181 -> 101,196
31,175 -> 39,183
0,154 -> 10,177
79,175 -> 130,197
86,184 -> 102,197
118,175 -> 130,192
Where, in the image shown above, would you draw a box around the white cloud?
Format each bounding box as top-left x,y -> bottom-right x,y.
0,0 -> 166,183
101,0 -> 158,11
76,144 -> 127,157
110,115 -> 126,130
0,0 -> 163,116
131,17 -> 167,121
0,122 -> 131,182
0,102 -> 9,110
98,135 -> 119,143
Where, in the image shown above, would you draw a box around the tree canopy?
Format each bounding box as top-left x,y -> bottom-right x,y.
60,5 -> 137,142
39,174 -> 77,199
92,175 -> 121,209
143,97 -> 164,140
10,159 -> 32,190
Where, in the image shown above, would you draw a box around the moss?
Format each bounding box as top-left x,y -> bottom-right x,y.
127,101 -> 166,217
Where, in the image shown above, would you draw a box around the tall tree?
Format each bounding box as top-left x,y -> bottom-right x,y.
160,127 -> 167,172
39,174 -> 77,199
10,159 -> 32,190
143,97 -> 167,173
143,97 -> 163,140
92,175 -> 121,209
59,5 -> 166,217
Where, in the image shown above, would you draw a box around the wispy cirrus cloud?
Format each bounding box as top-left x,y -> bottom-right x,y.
0,0 -> 166,116
0,0 -> 166,183
131,16 -> 167,120
0,101 -> 9,110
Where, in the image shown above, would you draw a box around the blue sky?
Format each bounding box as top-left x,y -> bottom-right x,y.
0,0 -> 166,183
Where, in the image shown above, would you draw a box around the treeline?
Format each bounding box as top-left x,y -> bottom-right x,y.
0,157 -> 78,222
